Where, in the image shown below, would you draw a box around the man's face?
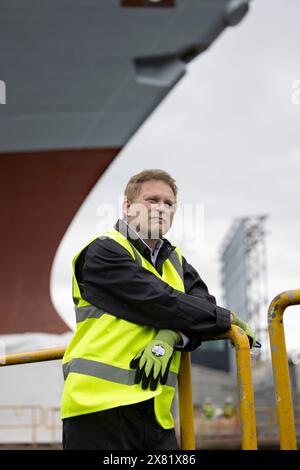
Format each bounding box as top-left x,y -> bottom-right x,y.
124,180 -> 176,239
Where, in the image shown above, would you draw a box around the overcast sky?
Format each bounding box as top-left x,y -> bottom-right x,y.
51,0 -> 300,355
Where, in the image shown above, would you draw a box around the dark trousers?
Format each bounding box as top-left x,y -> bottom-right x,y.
63,398 -> 179,450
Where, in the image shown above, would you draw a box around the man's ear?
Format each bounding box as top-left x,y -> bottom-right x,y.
123,197 -> 131,218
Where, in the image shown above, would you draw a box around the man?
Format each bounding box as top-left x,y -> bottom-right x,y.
61,169 -> 256,450
202,397 -> 216,420
223,396 -> 235,418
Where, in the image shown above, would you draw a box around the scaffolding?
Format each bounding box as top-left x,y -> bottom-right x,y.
220,215 -> 269,362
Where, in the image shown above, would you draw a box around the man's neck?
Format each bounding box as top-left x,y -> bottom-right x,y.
123,219 -> 161,252
143,238 -> 160,252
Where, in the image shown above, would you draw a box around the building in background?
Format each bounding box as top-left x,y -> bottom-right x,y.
192,215 -> 268,372
221,216 -> 268,369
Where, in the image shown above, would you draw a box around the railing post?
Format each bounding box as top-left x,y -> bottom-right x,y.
179,325 -> 257,450
178,352 -> 195,450
226,325 -> 257,450
268,289 -> 300,450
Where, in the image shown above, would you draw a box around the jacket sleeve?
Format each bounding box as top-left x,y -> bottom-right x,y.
176,256 -> 230,351
78,237 -> 231,340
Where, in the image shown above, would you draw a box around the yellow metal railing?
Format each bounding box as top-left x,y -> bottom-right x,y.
0,347 -> 66,366
2,290 -> 300,450
226,325 -> 257,449
178,352 -> 195,450
0,326 -> 257,450
201,325 -> 257,450
268,289 -> 300,450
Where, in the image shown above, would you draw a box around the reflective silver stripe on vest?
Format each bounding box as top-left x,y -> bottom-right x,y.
75,305 -> 106,323
168,250 -> 183,283
63,357 -> 177,388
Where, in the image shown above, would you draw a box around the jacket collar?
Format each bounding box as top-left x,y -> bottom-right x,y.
114,218 -> 175,270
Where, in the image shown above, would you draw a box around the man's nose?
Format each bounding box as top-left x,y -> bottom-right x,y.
153,203 -> 166,213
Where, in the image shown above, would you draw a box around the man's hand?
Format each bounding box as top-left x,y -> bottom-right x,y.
129,329 -> 180,391
231,311 -> 257,348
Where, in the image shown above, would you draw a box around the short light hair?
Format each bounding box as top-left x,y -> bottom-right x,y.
124,169 -> 178,202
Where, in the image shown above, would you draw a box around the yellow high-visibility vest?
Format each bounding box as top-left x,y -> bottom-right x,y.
61,228 -> 185,429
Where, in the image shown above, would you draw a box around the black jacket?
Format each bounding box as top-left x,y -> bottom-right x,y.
75,219 -> 231,352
